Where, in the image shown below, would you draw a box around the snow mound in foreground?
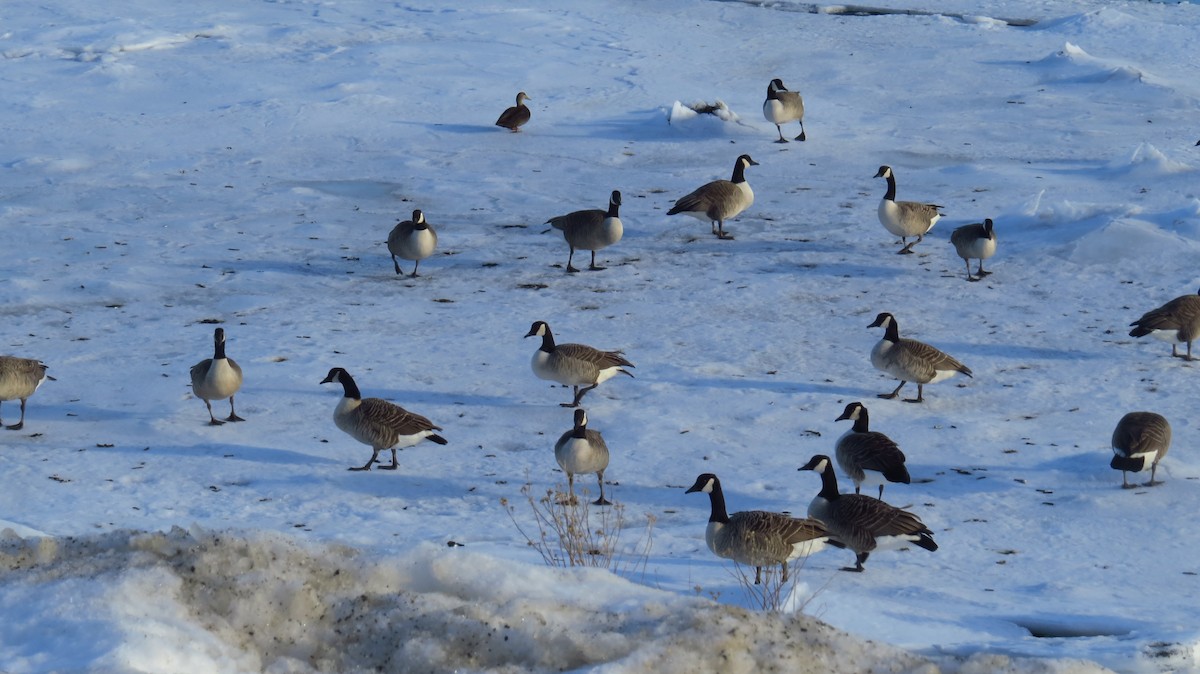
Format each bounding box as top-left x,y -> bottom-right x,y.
0,527 -> 1113,674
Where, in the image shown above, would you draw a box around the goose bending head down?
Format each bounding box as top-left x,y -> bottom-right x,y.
546,190 -> 623,273
190,327 -> 244,425
1111,411 -> 1171,489
667,154 -> 758,240
873,165 -> 943,255
686,473 -> 829,584
950,218 -> 997,282
495,91 -> 531,132
387,209 -> 438,277
868,312 -> 972,403
319,367 -> 448,471
0,356 -> 52,431
1128,288 -> 1200,361
834,402 -> 911,500
798,455 -> 937,572
525,321 -> 634,407
762,78 -> 806,143
554,408 -> 612,505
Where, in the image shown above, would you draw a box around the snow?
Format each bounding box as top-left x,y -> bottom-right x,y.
1,0 -> 1199,671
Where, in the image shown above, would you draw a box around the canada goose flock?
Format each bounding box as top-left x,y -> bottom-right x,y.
5,39 -> 1196,634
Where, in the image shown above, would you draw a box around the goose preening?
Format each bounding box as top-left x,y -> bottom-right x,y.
686,473 -> 829,584
868,312 -> 972,403
834,402 -> 910,500
1111,412 -> 1171,489
319,367 -> 447,471
495,91 -> 531,131
554,408 -> 611,505
798,454 -> 937,572
874,165 -> 943,255
762,78 -> 806,143
546,190 -> 623,273
387,209 -> 438,277
950,218 -> 997,282
1128,288 -> 1200,361
667,154 -> 758,240
0,356 -> 52,431
525,321 -> 634,408
190,327 -> 244,426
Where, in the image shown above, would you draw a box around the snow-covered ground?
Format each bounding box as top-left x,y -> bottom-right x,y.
2,0 -> 1199,671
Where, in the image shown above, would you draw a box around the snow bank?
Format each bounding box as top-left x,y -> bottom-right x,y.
0,528 -> 1113,673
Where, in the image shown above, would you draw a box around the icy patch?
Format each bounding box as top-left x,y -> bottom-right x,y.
1106,143 -> 1193,176
1032,42 -> 1167,87
1069,217 -> 1199,266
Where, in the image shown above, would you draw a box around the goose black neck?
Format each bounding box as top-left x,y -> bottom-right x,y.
339,373 -> 362,400
731,162 -> 748,184
571,423 -> 587,440
606,200 -> 620,218
706,482 -> 730,524
213,339 -> 227,361
816,465 -> 842,500
882,318 -> 901,343
538,329 -> 556,353
882,173 -> 897,201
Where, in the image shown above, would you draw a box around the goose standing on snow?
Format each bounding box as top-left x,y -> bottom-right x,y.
874,165 -> 943,254
798,454 -> 937,572
0,356 -> 51,431
495,91 -> 531,131
387,209 -> 438,277
525,321 -> 634,407
1111,412 -> 1171,489
762,78 -> 806,143
319,367 -> 447,471
554,408 -> 611,505
950,218 -> 997,282
667,154 -> 758,240
686,473 -> 829,584
190,327 -> 244,425
1128,288 -> 1200,361
546,190 -> 623,273
834,402 -> 910,500
868,312 -> 972,403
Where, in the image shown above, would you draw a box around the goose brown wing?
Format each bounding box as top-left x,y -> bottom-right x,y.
359,397 -> 442,445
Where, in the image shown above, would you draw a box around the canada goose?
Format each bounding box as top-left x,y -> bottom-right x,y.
387,209 -> 438,277
686,473 -> 829,584
874,165 -> 943,254
546,190 -> 623,273
868,312 -> 972,403
554,408 -> 611,505
319,367 -> 447,471
190,327 -> 244,425
667,154 -> 758,240
1128,288 -> 1200,361
1111,412 -> 1171,489
950,218 -> 997,282
762,78 -> 806,143
834,402 -> 910,500
495,91 -> 531,131
0,356 -> 51,431
798,454 -> 936,572
525,321 -> 634,407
